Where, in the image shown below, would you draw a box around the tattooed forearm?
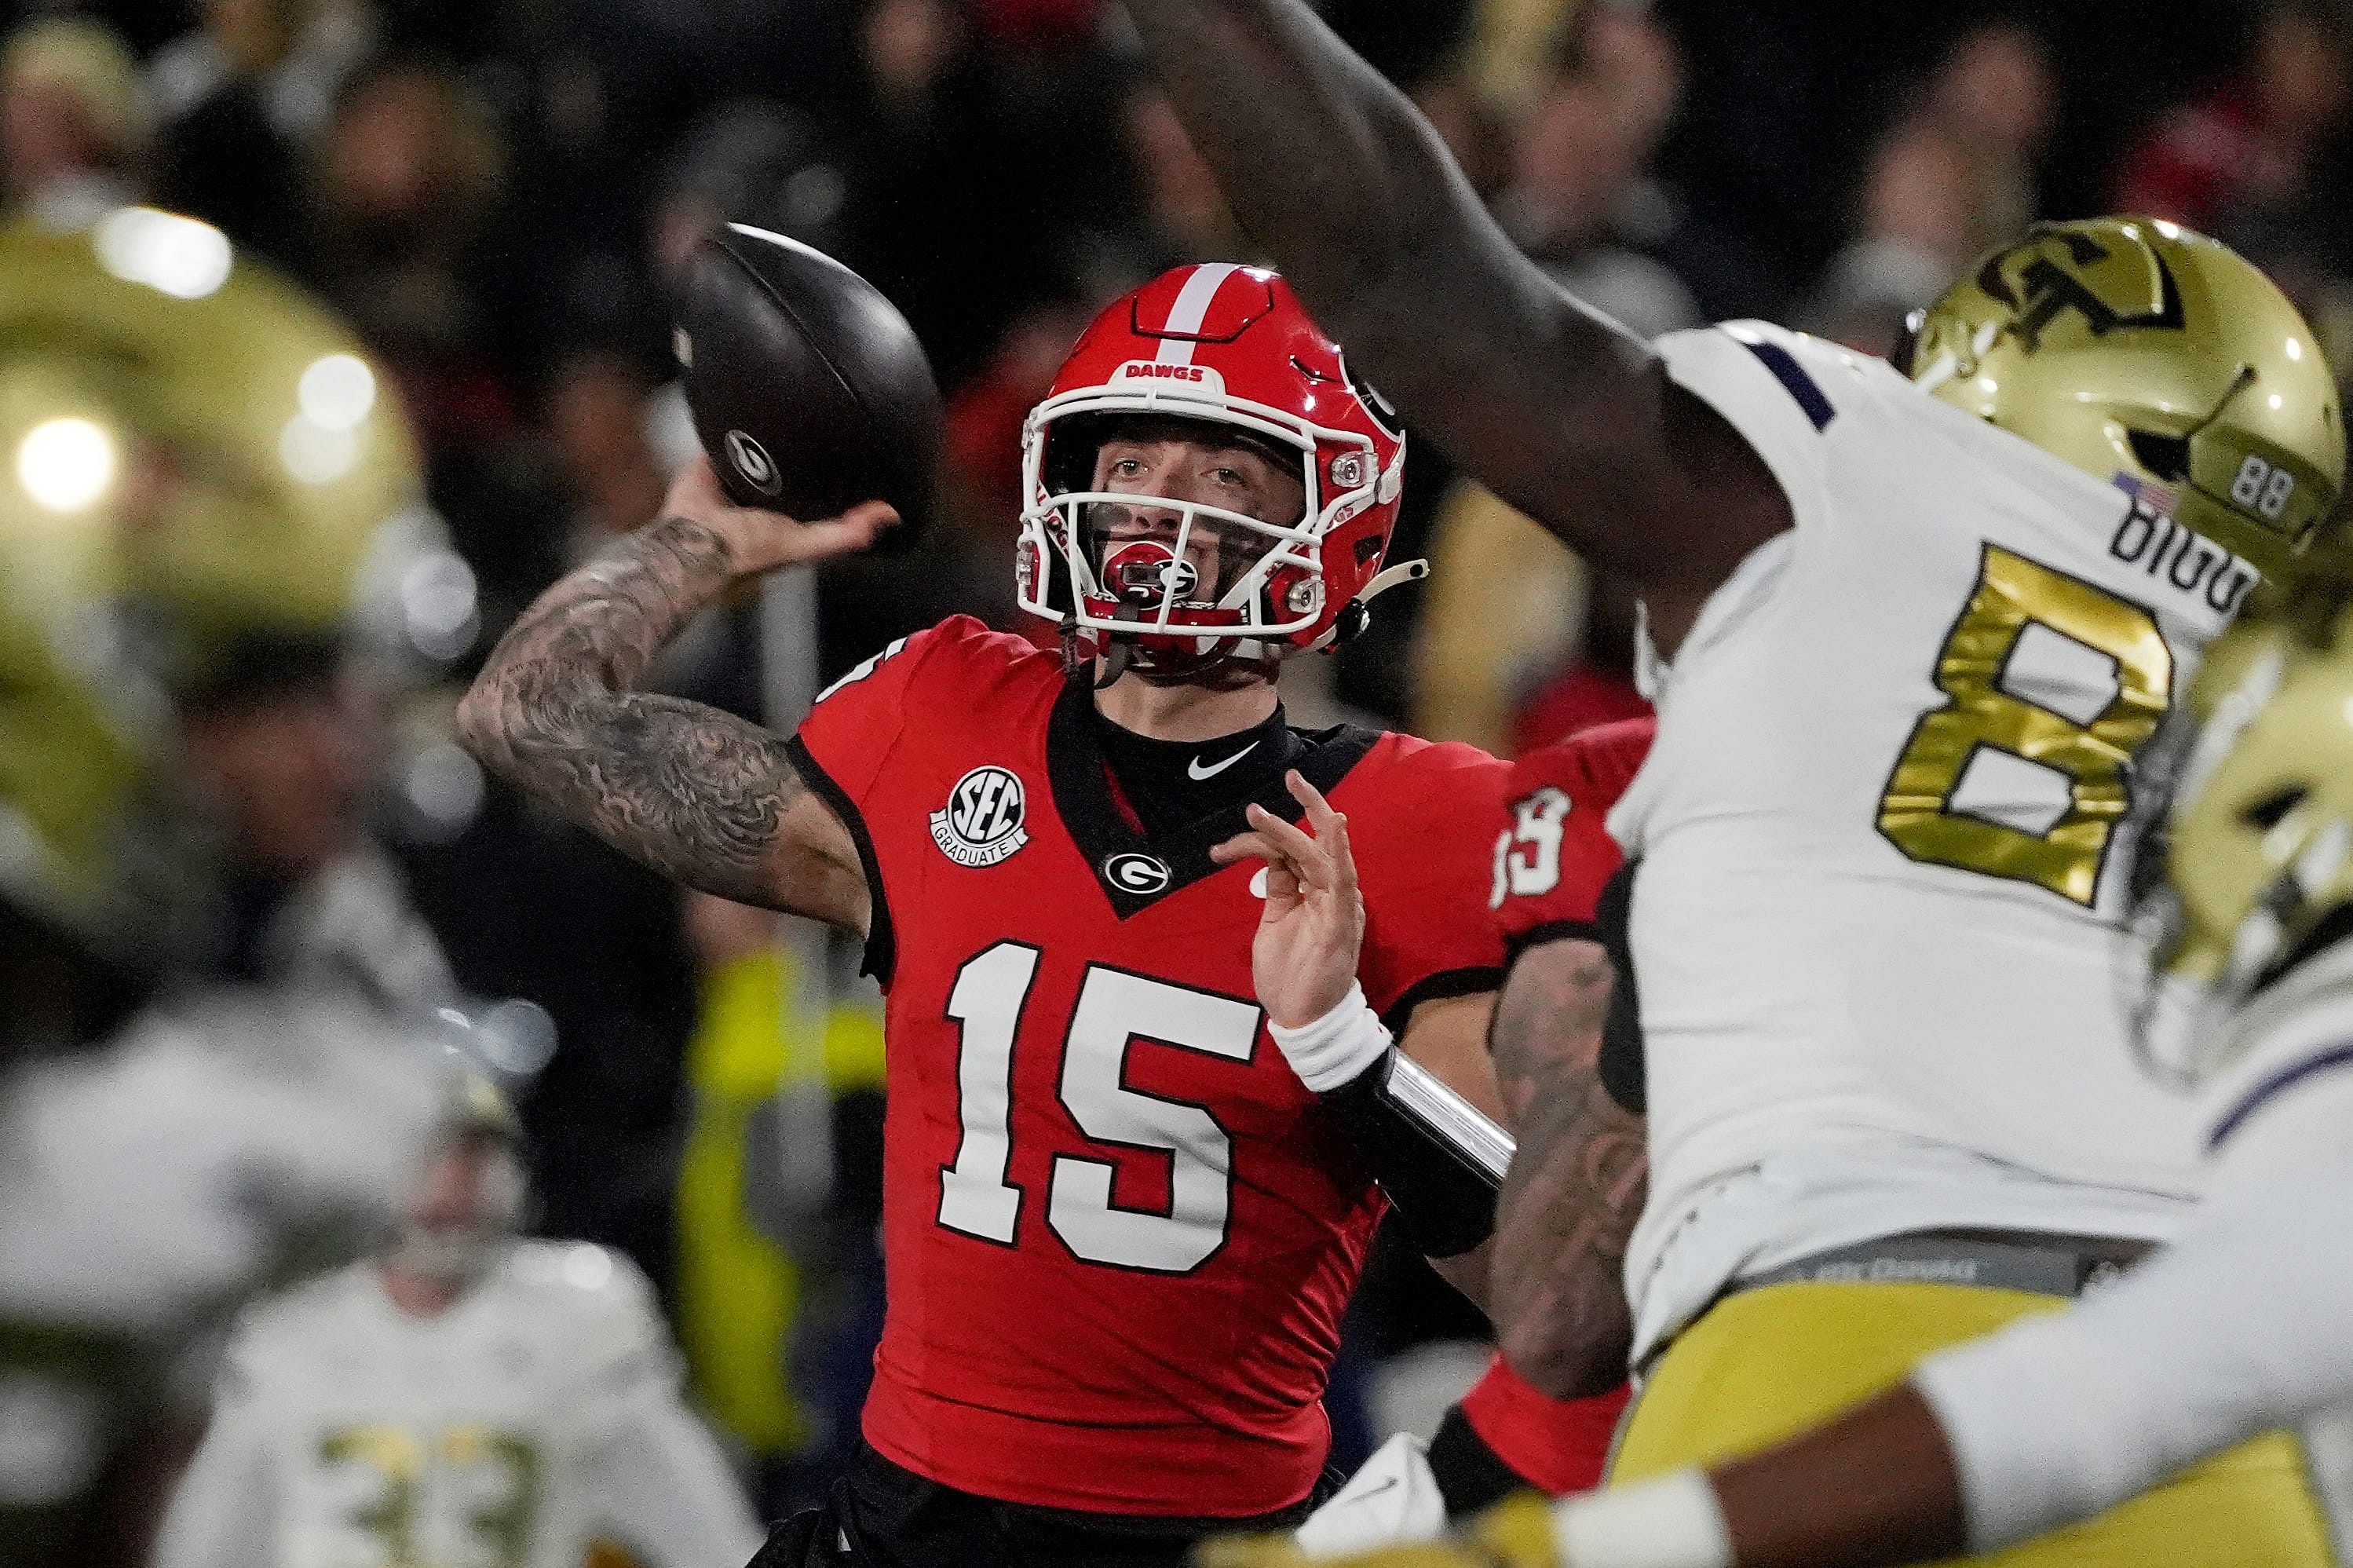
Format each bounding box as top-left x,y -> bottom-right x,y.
1488,937 -> 1646,1398
456,518 -> 858,920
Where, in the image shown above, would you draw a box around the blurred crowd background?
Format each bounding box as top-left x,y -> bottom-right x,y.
9,0 -> 2353,1544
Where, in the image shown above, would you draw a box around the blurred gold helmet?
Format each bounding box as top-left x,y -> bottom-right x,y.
0,207 -> 436,974
1908,217 -> 2344,576
2128,598 -> 2353,1080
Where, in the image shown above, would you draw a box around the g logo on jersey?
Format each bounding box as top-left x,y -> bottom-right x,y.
932,767 -> 1029,867
1104,852 -> 1171,894
724,429 -> 782,496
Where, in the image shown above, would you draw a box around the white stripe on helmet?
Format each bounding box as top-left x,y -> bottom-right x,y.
1152,262 -> 1244,367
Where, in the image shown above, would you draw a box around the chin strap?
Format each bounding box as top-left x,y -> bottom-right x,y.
1305,557 -> 1431,653
1058,616 -> 1091,683
1362,557 -> 1432,604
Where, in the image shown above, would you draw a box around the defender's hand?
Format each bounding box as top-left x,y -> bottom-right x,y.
1194,1493 -> 1562,1567
1211,770 -> 1363,1031
661,454 -> 897,580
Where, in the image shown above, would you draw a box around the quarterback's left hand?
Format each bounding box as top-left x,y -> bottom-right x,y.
1194,1493 -> 1559,1568
1211,769 -> 1364,1030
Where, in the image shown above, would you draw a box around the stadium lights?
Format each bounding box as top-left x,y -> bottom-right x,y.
297,353 -> 377,431
277,413 -> 359,484
92,207 -> 232,301
17,417 -> 118,511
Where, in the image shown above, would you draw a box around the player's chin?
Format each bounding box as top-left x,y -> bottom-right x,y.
1124,643 -> 1270,689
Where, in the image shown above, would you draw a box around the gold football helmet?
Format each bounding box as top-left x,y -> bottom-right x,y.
2128,596 -> 2353,1080
1908,217 -> 2344,576
0,208 -> 430,971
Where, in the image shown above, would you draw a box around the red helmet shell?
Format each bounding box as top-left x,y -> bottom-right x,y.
1018,265 -> 1406,660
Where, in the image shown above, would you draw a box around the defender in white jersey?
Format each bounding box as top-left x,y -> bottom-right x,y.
1212,239 -> 2348,1568
155,1102 -> 759,1568
0,991 -> 456,1568
1201,600 -> 2353,1568
1608,314 -> 2250,1361
1071,12 -> 2353,1566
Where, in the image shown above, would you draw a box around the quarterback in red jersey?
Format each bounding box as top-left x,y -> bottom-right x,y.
1281,718 -> 1656,1554
459,265 -> 1514,1564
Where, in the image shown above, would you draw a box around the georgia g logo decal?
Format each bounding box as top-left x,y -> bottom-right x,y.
1103,852 -> 1172,895
724,429 -> 782,496
931,766 -> 1029,868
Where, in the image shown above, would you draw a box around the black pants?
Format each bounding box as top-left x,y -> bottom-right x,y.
749,1442 -> 1323,1568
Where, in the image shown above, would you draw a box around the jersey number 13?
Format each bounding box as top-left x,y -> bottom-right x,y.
936,941 -> 1260,1274
1877,544 -> 2173,906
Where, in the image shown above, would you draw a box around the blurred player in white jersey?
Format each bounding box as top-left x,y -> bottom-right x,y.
1100,6 -> 2352,1566
155,1084 -> 760,1568
0,992 -> 458,1567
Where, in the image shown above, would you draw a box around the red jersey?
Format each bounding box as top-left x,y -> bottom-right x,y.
1473,718 -> 1653,1493
789,616 -> 1508,1516
1488,717 -> 1655,952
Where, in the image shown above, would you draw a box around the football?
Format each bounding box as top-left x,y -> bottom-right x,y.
674,224 -> 941,544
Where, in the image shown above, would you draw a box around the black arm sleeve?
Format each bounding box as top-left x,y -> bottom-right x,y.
1320,1048 -> 1510,1259
1425,1404 -> 1528,1516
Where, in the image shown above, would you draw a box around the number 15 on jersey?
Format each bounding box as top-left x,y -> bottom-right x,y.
937,942 -> 1261,1275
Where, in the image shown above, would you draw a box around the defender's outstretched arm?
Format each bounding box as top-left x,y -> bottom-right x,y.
1120,0 -> 1788,636
457,459 -> 890,928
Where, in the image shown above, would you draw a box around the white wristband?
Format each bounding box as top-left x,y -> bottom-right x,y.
1551,1469 -> 1735,1568
1268,982 -> 1393,1094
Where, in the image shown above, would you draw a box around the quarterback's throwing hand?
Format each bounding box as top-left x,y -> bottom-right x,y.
660,453 -> 897,580
1211,770 -> 1363,1030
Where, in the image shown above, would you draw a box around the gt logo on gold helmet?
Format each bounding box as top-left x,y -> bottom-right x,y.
1905,217 -> 2344,576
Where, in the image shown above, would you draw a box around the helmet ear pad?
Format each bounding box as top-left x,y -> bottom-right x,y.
2128,428 -> 2193,484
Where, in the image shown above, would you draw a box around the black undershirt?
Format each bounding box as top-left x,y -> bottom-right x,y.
1089,703 -> 1299,841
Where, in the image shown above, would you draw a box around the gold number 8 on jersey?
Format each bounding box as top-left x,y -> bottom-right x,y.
1877,544 -> 2172,906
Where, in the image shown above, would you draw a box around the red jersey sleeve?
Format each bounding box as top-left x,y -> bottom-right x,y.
1489,717 -> 1655,955
1346,736 -> 1512,1027
786,615 -> 1027,983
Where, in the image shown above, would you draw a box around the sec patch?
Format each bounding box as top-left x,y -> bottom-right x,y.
931,766 -> 1029,868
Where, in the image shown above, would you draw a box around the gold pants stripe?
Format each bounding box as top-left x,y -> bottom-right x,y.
1610,1281 -> 2331,1567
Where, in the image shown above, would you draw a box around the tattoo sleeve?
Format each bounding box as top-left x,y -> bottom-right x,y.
455,518 -> 864,925
1488,936 -> 1647,1398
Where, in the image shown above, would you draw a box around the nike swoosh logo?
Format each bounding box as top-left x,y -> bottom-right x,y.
1188,741 -> 1259,780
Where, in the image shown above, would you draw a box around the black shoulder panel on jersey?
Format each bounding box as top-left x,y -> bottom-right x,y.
1321,1047 -> 1508,1259
783,734 -> 895,986
1379,967 -> 1506,1036
1592,858 -> 1644,1115
1503,919 -> 1599,965
1044,679 -> 1379,918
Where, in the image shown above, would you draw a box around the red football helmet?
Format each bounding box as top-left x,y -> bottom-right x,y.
1017,265 -> 1412,671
